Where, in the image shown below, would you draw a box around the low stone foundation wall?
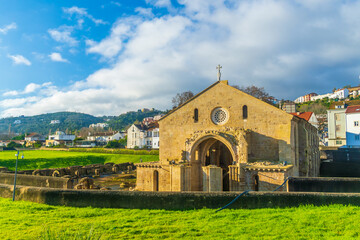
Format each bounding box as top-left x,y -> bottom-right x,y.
0,173 -> 73,189
2,162 -> 134,178
288,177 -> 360,193
2,183 -> 360,209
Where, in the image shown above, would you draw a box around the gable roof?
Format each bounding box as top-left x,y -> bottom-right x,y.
290,112 -> 313,121
26,132 -> 42,137
346,105 -> 360,114
159,81 -> 222,121
160,80 -> 293,122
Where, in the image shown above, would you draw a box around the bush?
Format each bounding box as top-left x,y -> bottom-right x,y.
68,147 -> 159,155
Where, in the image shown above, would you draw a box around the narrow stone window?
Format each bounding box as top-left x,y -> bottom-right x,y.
194,108 -> 199,122
254,175 -> 259,191
153,170 -> 159,191
243,105 -> 248,119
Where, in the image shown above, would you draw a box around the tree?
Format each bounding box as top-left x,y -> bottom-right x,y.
233,85 -> 275,105
6,141 -> 23,150
105,137 -> 127,148
298,103 -> 327,115
172,91 -> 194,108
12,134 -> 25,140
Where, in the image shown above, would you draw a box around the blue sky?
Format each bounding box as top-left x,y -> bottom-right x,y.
1,0 -> 360,117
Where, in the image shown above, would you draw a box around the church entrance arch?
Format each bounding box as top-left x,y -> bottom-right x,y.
190,135 -> 235,191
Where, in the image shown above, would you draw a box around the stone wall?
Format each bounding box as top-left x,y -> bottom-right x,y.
2,162 -> 134,178
159,81 -> 294,164
136,163 -> 192,191
0,173 -> 72,189
288,177 -> 360,193
3,183 -> 360,209
243,165 -> 293,191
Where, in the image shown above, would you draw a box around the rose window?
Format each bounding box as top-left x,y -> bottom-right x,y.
211,107 -> 229,125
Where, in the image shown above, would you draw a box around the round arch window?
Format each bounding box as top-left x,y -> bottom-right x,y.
211,107 -> 229,125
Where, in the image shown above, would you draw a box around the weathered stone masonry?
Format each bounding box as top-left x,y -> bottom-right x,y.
136,80 -> 320,192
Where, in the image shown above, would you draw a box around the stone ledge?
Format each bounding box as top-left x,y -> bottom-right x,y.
135,162 -> 162,168
3,183 -> 360,210
244,164 -> 293,172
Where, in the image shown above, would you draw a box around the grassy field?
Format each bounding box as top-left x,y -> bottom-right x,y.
0,150 -> 159,171
0,197 -> 359,239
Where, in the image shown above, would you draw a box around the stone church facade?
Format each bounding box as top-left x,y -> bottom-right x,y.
136,80 -> 320,192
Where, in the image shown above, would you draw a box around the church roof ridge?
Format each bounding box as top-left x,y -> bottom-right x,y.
160,80 -> 294,122
159,81 -> 223,121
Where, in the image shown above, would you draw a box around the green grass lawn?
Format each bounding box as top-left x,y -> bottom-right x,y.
0,150 -> 159,171
0,197 -> 359,239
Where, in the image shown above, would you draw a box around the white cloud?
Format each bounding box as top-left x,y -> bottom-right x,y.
86,19 -> 133,58
135,7 -> 154,18
7,54 -> 31,66
48,26 -> 78,46
111,1 -> 121,7
3,91 -> 19,97
3,82 -> 51,97
146,0 -> 172,8
63,6 -> 107,26
4,1 -> 360,117
0,22 -> 17,34
49,52 -> 69,63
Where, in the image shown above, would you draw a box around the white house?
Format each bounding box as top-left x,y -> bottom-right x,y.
89,123 -> 109,128
331,88 -> 349,99
327,108 -> 347,147
25,133 -> 45,142
46,131 -> 75,146
50,120 -> 60,124
48,131 -> 75,141
87,131 -> 125,143
311,89 -> 349,101
311,93 -> 332,101
127,122 -> 159,149
290,112 -> 319,129
294,96 -> 304,103
345,105 -> 360,147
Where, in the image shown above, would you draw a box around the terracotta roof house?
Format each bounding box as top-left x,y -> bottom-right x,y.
291,112 -> 319,129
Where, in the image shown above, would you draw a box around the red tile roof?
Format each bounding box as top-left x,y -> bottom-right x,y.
345,105 -> 360,114
290,112 -> 313,121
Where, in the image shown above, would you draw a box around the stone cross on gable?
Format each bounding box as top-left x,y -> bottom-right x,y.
216,64 -> 222,81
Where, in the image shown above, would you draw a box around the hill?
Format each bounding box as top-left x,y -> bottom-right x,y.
0,109 -> 166,136
105,109 -> 165,130
0,112 -> 104,135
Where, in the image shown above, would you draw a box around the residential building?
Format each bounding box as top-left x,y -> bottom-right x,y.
294,93 -> 317,103
327,108 -> 347,147
25,133 -> 45,142
46,131 -> 75,146
294,96 -> 304,103
89,123 -> 109,128
311,93 -> 332,101
348,86 -> 360,97
127,122 -> 159,149
25,133 -> 45,147
311,89 -> 349,102
50,120 -> 60,124
13,120 -> 21,124
153,114 -> 164,121
87,131 -> 125,143
304,93 -> 318,102
290,112 -> 319,129
345,105 -> 360,147
281,101 -> 296,113
331,88 -> 349,99
136,80 -> 320,192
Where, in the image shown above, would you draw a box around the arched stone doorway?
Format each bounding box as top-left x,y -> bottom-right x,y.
190,136 -> 235,191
